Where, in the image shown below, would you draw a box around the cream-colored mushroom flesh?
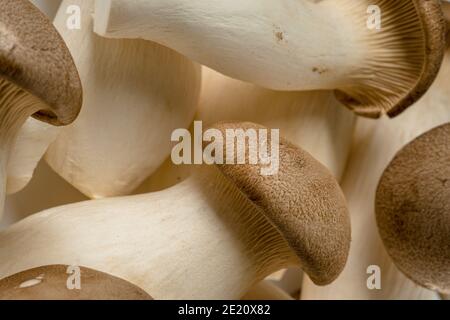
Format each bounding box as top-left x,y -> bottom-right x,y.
94,0 -> 446,118
301,48 -> 450,300
6,119 -> 59,194
29,0 -> 61,18
376,123 -> 450,294
45,0 -> 201,199
0,265 -> 152,300
0,0 -> 82,214
0,122 -> 350,299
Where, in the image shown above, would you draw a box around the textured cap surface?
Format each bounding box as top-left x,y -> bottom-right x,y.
0,265 -> 153,300
211,122 -> 351,285
376,123 -> 450,294
0,0 -> 82,125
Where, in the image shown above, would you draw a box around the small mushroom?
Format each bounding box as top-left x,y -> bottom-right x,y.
0,0 -> 82,215
0,265 -> 152,300
0,122 -> 350,299
376,123 -> 450,295
301,49 -> 450,300
45,0 -> 201,198
94,0 -> 446,118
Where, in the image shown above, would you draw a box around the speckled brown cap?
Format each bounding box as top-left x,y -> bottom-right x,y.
210,122 -> 351,286
0,265 -> 153,300
376,123 -> 450,294
0,0 -> 82,125
335,0 -> 446,119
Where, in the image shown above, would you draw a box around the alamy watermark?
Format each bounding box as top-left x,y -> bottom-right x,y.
171,121 -> 280,176
367,5 -> 382,30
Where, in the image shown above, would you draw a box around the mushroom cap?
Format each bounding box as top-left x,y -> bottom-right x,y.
376,123 -> 450,294
335,0 -> 446,118
0,0 -> 82,125
210,122 -> 351,286
0,265 -> 153,300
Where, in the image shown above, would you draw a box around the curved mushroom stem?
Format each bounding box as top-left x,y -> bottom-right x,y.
6,119 -> 59,195
0,79 -> 42,216
45,0 -> 201,198
5,1 -> 66,196
29,0 -> 61,18
137,70 -> 356,193
301,49 -> 450,300
0,123 -> 350,299
197,67 -> 355,180
0,166 -> 298,300
94,0 -> 446,117
95,0 -> 364,91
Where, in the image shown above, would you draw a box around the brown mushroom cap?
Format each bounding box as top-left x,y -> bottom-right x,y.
376,123 -> 450,294
0,0 -> 82,125
0,265 -> 153,300
210,122 -> 351,286
335,0 -> 446,118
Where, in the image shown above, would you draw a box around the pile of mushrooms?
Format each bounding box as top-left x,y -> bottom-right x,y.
0,122 -> 351,299
0,0 -> 449,300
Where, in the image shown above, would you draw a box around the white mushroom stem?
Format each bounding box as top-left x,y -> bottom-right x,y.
197,68 -> 355,181
3,160 -> 87,230
7,119 -> 59,194
45,0 -> 201,198
4,1 -> 68,196
95,0 -> 366,91
301,49 -> 450,300
0,166 -> 298,300
29,0 -> 61,18
0,79 -> 41,217
137,68 -> 354,195
93,0 -> 444,118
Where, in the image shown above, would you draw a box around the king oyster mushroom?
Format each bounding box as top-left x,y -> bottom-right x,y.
0,0 -> 82,215
302,48 -> 450,300
0,122 -> 350,299
94,0 -> 446,118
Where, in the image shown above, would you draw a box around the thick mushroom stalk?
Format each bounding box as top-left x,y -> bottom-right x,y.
94,0 -> 446,118
301,48 -> 450,300
0,0 -> 82,215
45,0 -> 201,198
376,123 -> 450,295
0,123 -> 350,300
